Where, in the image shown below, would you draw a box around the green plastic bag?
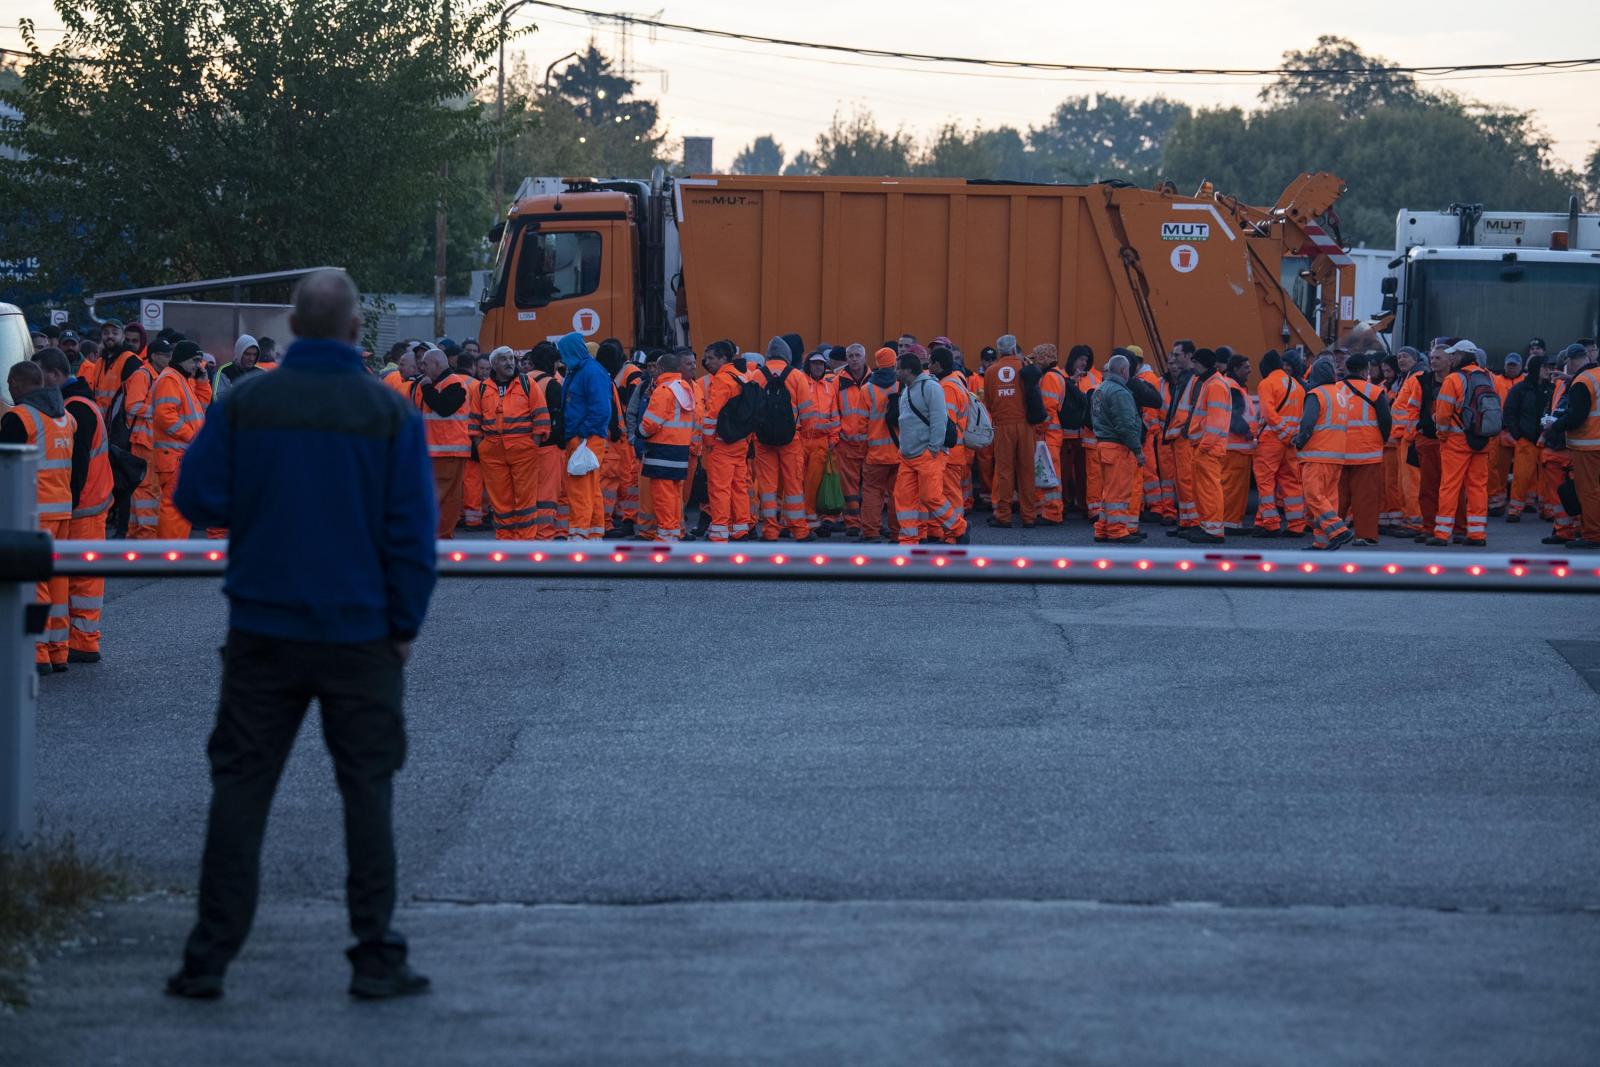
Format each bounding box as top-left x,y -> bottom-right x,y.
817,451 -> 845,515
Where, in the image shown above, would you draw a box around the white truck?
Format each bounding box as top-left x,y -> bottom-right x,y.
1379,198 -> 1600,368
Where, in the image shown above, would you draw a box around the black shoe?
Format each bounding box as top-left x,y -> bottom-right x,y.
1541,535 -> 1571,545
1351,538 -> 1379,547
985,517 -> 1012,529
349,963 -> 431,1001
1505,513 -> 1521,524
1251,527 -> 1282,539
1283,528 -> 1308,539
952,531 -> 971,545
1159,516 -> 1177,526
1139,511 -> 1160,524
1413,534 -> 1432,544
1165,527 -> 1189,538
795,533 -> 818,543
1093,535 -> 1110,543
66,650 -> 101,664
1108,532 -> 1148,544
35,663 -> 51,677
1021,521 -> 1036,529
165,969 -> 225,1000
1452,534 -> 1467,545
1185,531 -> 1225,545
845,527 -> 861,538
1423,537 -> 1449,547
1488,506 -> 1505,517
1566,539 -> 1600,550
1465,538 -> 1487,548
1327,529 -> 1355,551
51,663 -> 67,673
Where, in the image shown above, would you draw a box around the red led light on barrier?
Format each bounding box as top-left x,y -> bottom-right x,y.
1095,559 -> 1110,570
1136,560 -> 1151,571
933,557 -> 947,568
82,551 -> 97,562
1468,565 -> 1484,576
1013,558 -> 1028,569
852,555 -> 868,567
1384,563 -> 1400,575
165,551 -> 180,562
812,555 -> 827,566
974,558 -> 989,568
491,552 -> 505,562
1176,560 -> 1192,571
1300,562 -> 1317,574
1342,563 -> 1358,574
206,551 -> 222,562
1426,564 -> 1441,575
532,552 -> 546,563
1218,561 -> 1233,572
732,554 -> 747,565
893,556 -> 909,567
124,551 -> 139,562
691,553 -> 706,564
771,554 -> 787,565
449,551 -> 464,563
611,552 -> 626,563
1259,562 -> 1275,573
1555,566 -> 1568,578
1056,559 -> 1071,569
652,552 -> 667,564
571,552 -> 587,563
1511,565 -> 1526,577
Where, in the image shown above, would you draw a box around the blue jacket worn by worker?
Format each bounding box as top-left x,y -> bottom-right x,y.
174,338 -> 439,643
558,332 -> 612,440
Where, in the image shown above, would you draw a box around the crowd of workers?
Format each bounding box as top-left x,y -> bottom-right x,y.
10,316 -> 1600,675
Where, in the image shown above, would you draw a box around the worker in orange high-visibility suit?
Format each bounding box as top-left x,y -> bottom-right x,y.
699,344 -> 753,542
1382,348 -> 1421,535
1090,353 -> 1147,543
58,357 -> 115,662
1503,354 -> 1546,522
1334,353 -> 1391,545
152,342 -> 207,540
409,347 -> 473,538
1428,342 -> 1492,546
932,347 -> 972,543
521,343 -> 568,539
93,337 -> 145,416
603,354 -> 644,532
1251,349 -> 1306,538
833,345 -> 873,536
1033,344 -> 1068,524
1160,342 -> 1199,536
800,351 -> 839,531
892,353 -> 965,545
471,347 -> 550,540
1544,343 -> 1599,546
859,348 -> 901,540
122,342 -> 166,540
1131,350 -> 1168,522
983,335 -> 1042,527
638,351 -> 701,542
753,336 -> 816,541
1068,350 -> 1104,521
1219,354 -> 1258,531
1183,349 -> 1231,544
0,361 -> 74,673
1292,353 -> 1356,551
1487,355 -> 1521,514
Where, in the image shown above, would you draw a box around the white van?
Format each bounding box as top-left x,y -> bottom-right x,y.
0,303 -> 35,406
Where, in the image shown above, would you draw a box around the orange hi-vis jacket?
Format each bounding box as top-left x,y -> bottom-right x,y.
1567,366 -> 1600,450
1340,378 -> 1386,464
640,371 -> 698,447
1434,360 -> 1485,440
701,363 -> 747,443
124,363 -> 158,450
940,372 -> 971,459
804,372 -> 839,443
1039,367 -> 1069,437
412,372 -> 473,458
63,393 -> 113,519
1389,373 -> 1422,442
1225,377 -> 1259,453
151,367 -> 204,462
472,374 -> 550,444
1257,369 -> 1304,444
1135,368 -> 1163,432
761,357 -> 815,434
985,356 -> 1028,425
94,350 -> 142,414
15,404 -> 75,524
1300,382 -> 1349,464
864,380 -> 899,464
835,372 -> 874,446
1164,374 -> 1199,443
1188,372 -> 1232,456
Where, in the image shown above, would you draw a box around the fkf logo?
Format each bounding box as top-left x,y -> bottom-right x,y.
1161,222 -> 1210,242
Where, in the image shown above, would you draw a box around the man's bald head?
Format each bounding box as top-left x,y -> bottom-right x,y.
290,269 -> 362,342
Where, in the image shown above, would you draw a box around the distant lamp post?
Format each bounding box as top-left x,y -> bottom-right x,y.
494,0 -> 543,218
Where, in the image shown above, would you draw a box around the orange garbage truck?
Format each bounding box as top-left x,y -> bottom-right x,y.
477,170 -> 1358,368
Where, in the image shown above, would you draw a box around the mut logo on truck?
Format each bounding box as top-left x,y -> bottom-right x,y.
1161,222 -> 1210,241
1483,218 -> 1526,236
695,194 -> 755,207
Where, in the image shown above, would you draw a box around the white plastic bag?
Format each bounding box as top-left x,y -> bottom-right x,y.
566,440 -> 600,477
1033,439 -> 1060,489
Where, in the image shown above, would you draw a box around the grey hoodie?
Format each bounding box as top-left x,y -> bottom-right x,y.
1293,356 -> 1338,450
897,372 -> 947,458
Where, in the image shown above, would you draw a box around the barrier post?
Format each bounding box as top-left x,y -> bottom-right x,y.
0,444 -> 52,849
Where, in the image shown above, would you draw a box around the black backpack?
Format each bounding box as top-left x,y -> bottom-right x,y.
753,365 -> 798,446
716,376 -> 764,444
1060,385 -> 1089,431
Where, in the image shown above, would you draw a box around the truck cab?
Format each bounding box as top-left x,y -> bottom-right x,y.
1383,202 -> 1600,366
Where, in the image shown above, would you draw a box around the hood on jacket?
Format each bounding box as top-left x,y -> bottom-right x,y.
17,386 -> 66,419
233,334 -> 259,363
1522,354 -> 1545,379
869,367 -> 898,388
1307,355 -> 1336,388
557,332 -> 591,368
781,333 -> 806,369
1282,349 -> 1307,379
765,336 -> 793,364
1259,350 -> 1283,377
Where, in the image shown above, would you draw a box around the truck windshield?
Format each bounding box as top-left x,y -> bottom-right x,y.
515,230 -> 602,309
1405,258 -> 1600,360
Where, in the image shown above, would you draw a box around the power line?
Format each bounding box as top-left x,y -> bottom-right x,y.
519,1 -> 1600,78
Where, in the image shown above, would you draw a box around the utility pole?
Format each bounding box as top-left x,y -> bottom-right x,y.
495,0 -> 539,220
435,0 -> 452,340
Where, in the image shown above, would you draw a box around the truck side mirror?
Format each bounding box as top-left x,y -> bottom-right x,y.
1380,277 -> 1397,296
1380,295 -> 1397,315
486,222 -> 505,244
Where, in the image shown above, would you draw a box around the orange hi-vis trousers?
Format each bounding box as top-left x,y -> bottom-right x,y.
430,457 -> 465,539
564,436 -> 608,540
1381,446 -> 1403,528
1170,437 -> 1198,528
129,444 -> 161,540
894,451 -> 963,544
1191,448 -> 1225,537
650,477 -> 684,541
990,422 -> 1036,524
480,438 -> 539,540
463,458 -> 486,527
1507,438 -> 1540,517
860,462 -> 898,539
1035,428 -> 1064,522
835,440 -> 866,532
802,438 -> 830,525
1251,435 -> 1304,533
703,440 -> 752,542
156,455 -> 191,540
1143,429 -> 1172,520
1487,437 -> 1509,511
1541,448 -> 1579,539
1222,451 -> 1253,530
600,440 -> 633,528
534,445 -> 567,540
1095,442 -> 1140,540
68,511 -> 106,655
1433,436 -> 1487,542
1571,450 -> 1600,541
941,445 -> 968,543
755,440 -> 809,540
1302,461 -> 1351,549
36,515 -> 69,667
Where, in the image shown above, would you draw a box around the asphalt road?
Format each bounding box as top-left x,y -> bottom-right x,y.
5,516 -> 1598,1064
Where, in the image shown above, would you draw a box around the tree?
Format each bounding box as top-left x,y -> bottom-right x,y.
1026,95 -> 1189,183
731,135 -> 784,175
0,0 -> 501,296
1260,35 -> 1422,119
1586,142 -> 1600,211
782,150 -> 819,177
918,124 -> 1036,180
812,111 -> 914,176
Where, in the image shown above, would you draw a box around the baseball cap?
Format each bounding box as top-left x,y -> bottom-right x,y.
1503,353 -> 1523,367
101,318 -> 124,329
806,351 -> 827,364
1444,339 -> 1478,355
1528,337 -> 1546,348
58,330 -> 78,343
1560,342 -> 1587,361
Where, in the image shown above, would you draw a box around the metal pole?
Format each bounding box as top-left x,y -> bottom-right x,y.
495,2 -> 540,219
434,0 -> 452,340
0,445 -> 40,848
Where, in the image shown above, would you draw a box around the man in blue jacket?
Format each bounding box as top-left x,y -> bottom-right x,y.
167,269 -> 438,1001
558,331 -> 614,540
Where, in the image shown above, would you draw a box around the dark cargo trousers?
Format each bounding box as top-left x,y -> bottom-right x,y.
182,629 -> 409,976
